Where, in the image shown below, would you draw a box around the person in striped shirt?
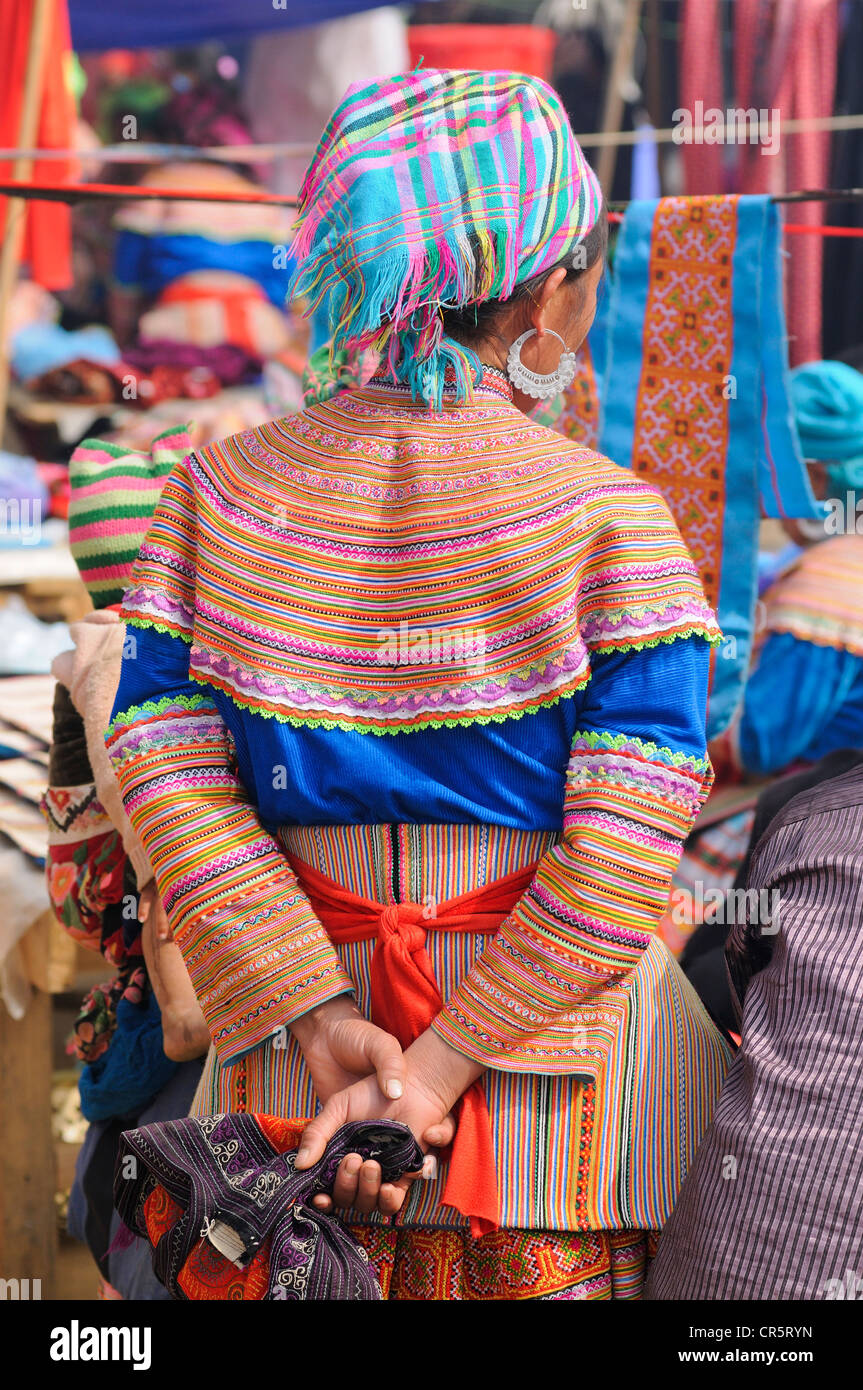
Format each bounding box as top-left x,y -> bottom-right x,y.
649,755 -> 863,1300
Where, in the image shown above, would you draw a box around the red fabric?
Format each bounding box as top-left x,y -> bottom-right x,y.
684,0 -> 839,363
291,855 -> 539,1239
734,0 -> 839,365
781,0 -> 838,365
679,0 -> 725,195
0,0 -> 75,290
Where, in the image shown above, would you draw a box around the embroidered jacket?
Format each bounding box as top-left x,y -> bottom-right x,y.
107,376 -> 721,1069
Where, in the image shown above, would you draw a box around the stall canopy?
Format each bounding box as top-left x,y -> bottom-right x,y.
68,1 -> 429,52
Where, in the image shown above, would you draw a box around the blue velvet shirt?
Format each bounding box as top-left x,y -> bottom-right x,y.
116,626 -> 711,833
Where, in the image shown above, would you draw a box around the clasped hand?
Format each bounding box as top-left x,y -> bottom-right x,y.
290,997 -> 482,1217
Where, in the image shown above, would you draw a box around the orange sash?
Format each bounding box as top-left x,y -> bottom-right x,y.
289,855 -> 538,1238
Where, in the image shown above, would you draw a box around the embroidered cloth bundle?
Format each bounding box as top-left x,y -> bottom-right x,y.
114,1116 -> 424,1300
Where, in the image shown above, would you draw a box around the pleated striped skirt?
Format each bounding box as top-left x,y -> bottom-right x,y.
190,823 -> 732,1297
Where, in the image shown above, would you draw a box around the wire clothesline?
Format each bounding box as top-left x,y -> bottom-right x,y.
606,187 -> 863,237
0,143 -> 318,163
4,109 -> 863,162
615,188 -> 863,208
0,180 -> 299,206
2,179 -> 863,237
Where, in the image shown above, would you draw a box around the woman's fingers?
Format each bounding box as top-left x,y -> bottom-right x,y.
377,1180 -> 408,1216
315,1154 -> 386,1214
139,881 -> 174,941
311,1162 -> 422,1216
330,1153 -> 363,1209
352,1159 -> 382,1215
154,900 -> 174,942
359,1025 -> 406,1101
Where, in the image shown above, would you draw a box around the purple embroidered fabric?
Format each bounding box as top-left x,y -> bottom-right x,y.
114,1115 -> 424,1300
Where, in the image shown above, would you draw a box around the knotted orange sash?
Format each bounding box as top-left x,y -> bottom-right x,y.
288,855 -> 538,1239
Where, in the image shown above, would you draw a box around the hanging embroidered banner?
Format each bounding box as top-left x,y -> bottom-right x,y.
598,195 -> 822,738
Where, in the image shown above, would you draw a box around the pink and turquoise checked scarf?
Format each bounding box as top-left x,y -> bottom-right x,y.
289,69 -> 603,409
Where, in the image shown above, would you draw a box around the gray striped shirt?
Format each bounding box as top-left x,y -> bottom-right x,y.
648,764 -> 863,1300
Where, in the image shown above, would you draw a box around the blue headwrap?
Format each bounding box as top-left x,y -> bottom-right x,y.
790,360 -> 863,490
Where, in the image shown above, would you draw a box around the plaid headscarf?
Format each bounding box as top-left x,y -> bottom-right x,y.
289,69 -> 603,409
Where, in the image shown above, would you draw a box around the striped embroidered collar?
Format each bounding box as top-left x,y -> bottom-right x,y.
121,390 -> 720,733
365,363 -> 515,406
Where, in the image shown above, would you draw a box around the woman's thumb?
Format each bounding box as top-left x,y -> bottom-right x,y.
365,1028 -> 406,1101
422,1114 -> 457,1148
296,1094 -> 345,1169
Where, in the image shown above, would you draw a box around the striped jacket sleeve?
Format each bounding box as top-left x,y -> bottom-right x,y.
433,485 -> 718,1070
106,460 -> 353,1066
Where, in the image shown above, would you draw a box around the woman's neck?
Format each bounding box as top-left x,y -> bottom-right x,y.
460,337 -> 535,418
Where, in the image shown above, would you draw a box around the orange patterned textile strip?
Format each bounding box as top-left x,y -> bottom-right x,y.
629,197 -> 737,615
352,1225 -> 657,1300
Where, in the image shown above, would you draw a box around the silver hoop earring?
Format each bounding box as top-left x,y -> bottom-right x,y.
506,328 -> 577,400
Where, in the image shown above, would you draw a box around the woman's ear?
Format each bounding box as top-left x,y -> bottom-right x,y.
528,266 -> 569,338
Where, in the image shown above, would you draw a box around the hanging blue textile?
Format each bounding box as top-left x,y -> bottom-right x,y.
757,207 -> 826,520
597,195 -> 823,739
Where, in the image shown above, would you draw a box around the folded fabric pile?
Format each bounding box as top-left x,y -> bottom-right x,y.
12,322 -> 120,383
30,358 -> 222,408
